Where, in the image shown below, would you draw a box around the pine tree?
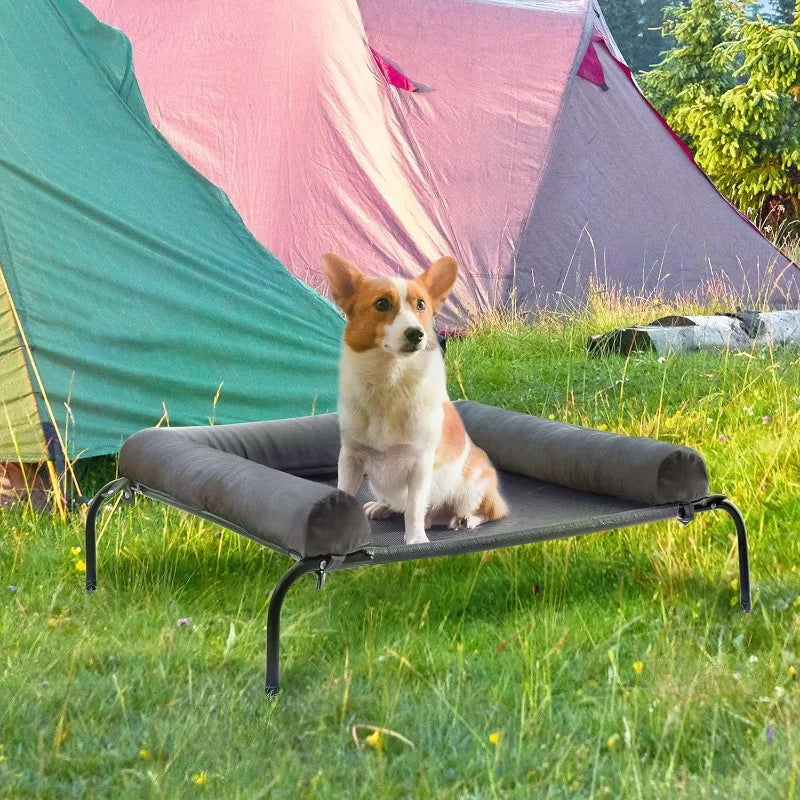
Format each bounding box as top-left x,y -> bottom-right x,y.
602,0 -> 681,72
766,0 -> 796,23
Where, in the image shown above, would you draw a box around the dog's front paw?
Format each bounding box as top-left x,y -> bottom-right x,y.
404,530 -> 429,545
448,514 -> 485,530
363,500 -> 393,520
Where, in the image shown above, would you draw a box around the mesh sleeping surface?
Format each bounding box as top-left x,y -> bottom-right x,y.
324,470 -> 681,564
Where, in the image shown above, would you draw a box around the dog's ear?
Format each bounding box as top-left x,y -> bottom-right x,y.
419,256 -> 458,311
322,253 -> 363,313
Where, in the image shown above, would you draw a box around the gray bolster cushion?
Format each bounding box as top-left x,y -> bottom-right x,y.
119,416 -> 369,559
455,401 -> 709,505
119,402 -> 709,560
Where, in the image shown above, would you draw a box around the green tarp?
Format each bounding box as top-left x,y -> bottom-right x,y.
0,0 -> 343,461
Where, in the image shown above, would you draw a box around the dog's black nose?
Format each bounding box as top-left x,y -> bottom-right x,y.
405,327 -> 424,345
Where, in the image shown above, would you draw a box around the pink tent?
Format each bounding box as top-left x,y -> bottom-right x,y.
84,0 -> 798,324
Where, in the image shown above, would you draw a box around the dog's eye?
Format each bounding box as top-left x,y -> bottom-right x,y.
416,299 -> 426,311
374,298 -> 390,311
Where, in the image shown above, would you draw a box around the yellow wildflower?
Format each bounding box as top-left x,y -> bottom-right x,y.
70,546 -> 82,557
365,729 -> 383,751
192,772 -> 209,787
489,731 -> 501,745
607,734 -> 620,750
139,749 -> 150,759
633,661 -> 644,675
74,560 -> 86,573
789,665 -> 797,679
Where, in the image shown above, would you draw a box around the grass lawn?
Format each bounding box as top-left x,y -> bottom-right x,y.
2,297 -> 799,798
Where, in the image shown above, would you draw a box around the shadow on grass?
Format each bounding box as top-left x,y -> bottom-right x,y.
74,529 -> 776,715
98,536 -> 743,630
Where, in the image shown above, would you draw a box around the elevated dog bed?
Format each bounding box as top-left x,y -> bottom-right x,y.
85,402 -> 751,694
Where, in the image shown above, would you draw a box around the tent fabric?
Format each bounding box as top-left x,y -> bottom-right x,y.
84,0 -> 469,314
0,275 -> 45,461
591,32 -> 776,248
370,48 -> 417,92
517,33 -> 798,307
84,0 -> 799,324
0,0 -> 343,461
577,36 -> 607,88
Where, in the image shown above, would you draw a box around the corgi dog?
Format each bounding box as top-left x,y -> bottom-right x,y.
322,253 -> 508,545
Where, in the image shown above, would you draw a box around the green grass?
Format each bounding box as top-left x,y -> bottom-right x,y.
2,296 -> 800,799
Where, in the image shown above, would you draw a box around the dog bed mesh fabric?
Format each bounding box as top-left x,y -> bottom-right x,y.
348,472 -> 681,563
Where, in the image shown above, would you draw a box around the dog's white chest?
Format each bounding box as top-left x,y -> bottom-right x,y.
342,393 -> 440,452
338,347 -> 446,452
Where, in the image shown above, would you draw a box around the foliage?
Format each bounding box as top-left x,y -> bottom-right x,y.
601,0 -> 680,72
641,0 -> 800,233
766,0 -> 797,24
2,293 -> 800,798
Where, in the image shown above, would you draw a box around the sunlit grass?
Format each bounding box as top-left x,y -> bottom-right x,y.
1,291 -> 799,798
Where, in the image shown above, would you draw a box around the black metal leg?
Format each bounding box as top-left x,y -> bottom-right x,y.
692,496 -> 752,613
715,499 -> 751,613
265,559 -> 322,696
84,478 -> 132,591
85,493 -> 101,592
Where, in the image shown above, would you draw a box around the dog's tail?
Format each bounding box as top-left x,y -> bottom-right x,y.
479,488 -> 509,521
